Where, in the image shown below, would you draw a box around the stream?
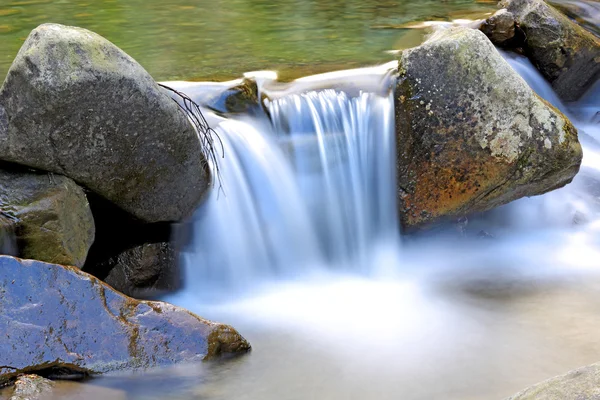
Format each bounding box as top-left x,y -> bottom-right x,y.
1,1 -> 598,399
82,23 -> 600,400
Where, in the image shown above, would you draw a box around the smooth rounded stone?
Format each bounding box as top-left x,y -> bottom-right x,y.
500,0 -> 600,101
0,255 -> 251,386
8,375 -> 54,400
0,165 -> 94,267
395,27 -> 582,230
0,23 -> 210,223
480,9 -> 517,45
103,242 -> 180,298
507,362 -> 600,399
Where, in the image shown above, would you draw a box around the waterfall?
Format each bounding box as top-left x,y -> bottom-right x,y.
180,72 -> 398,293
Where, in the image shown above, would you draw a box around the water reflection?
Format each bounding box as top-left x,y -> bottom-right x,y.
0,0 -> 496,81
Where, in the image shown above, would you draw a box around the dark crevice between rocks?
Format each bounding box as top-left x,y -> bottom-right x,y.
1,362 -> 91,388
82,191 -> 172,281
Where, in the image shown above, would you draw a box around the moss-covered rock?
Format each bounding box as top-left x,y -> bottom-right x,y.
0,255 -> 250,386
501,0 -> 600,101
0,164 -> 94,267
206,77 -> 261,114
507,362 -> 600,399
0,23 -> 210,223
396,27 -> 582,230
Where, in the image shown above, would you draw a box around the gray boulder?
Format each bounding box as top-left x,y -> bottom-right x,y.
507,362 -> 600,399
0,165 -> 94,267
501,0 -> 600,101
0,23 -> 210,223
396,27 -> 582,230
0,255 -> 250,386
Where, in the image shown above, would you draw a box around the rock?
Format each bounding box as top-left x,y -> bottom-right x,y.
0,164 -> 94,267
396,27 -> 582,230
0,255 -> 250,386
206,78 -> 261,114
507,362 -> 600,399
480,9 -> 517,45
80,193 -> 176,296
501,0 -> 600,101
0,23 -> 210,223
103,242 -> 180,298
8,375 -> 54,400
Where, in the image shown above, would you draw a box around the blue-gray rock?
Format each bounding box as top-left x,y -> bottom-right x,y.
0,23 -> 210,223
0,255 -> 250,386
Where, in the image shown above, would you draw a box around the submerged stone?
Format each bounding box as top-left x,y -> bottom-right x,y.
395,27 -> 582,230
0,164 -> 94,268
507,362 -> 600,399
8,375 -> 54,400
501,0 -> 600,101
0,23 -> 210,223
0,255 -> 251,386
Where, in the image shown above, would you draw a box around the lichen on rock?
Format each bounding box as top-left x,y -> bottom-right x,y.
0,23 -> 211,223
395,27 -> 582,230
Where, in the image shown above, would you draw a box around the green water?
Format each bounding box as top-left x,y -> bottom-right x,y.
0,0 -> 496,82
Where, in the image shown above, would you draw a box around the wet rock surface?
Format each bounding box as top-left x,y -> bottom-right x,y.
7,375 -> 54,400
206,77 -> 261,114
0,255 -> 251,386
507,362 -> 600,399
0,164 -> 94,267
480,9 -> 517,45
103,242 -> 180,298
501,0 -> 600,101
0,23 -> 210,223
395,27 -> 582,230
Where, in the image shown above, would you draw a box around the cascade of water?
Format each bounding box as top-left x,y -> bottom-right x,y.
181,81 -> 397,293
490,51 -> 600,230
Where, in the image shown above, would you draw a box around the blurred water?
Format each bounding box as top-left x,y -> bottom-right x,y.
177,66 -> 397,293
26,2 -> 599,400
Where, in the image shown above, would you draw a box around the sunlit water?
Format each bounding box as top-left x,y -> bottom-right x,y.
2,3 -> 598,400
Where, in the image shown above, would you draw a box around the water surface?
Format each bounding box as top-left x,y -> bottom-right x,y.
0,0 -> 496,81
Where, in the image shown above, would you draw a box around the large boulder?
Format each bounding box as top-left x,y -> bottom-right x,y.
507,362 -> 600,399
396,27 -> 582,230
0,255 -> 250,386
0,23 -> 210,223
0,164 -> 94,267
500,0 -> 600,101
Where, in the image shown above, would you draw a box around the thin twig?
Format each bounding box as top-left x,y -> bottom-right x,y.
158,83 -> 224,196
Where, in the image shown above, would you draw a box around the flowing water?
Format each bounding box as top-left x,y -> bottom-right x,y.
1,1 -> 599,400
69,32 -> 600,400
